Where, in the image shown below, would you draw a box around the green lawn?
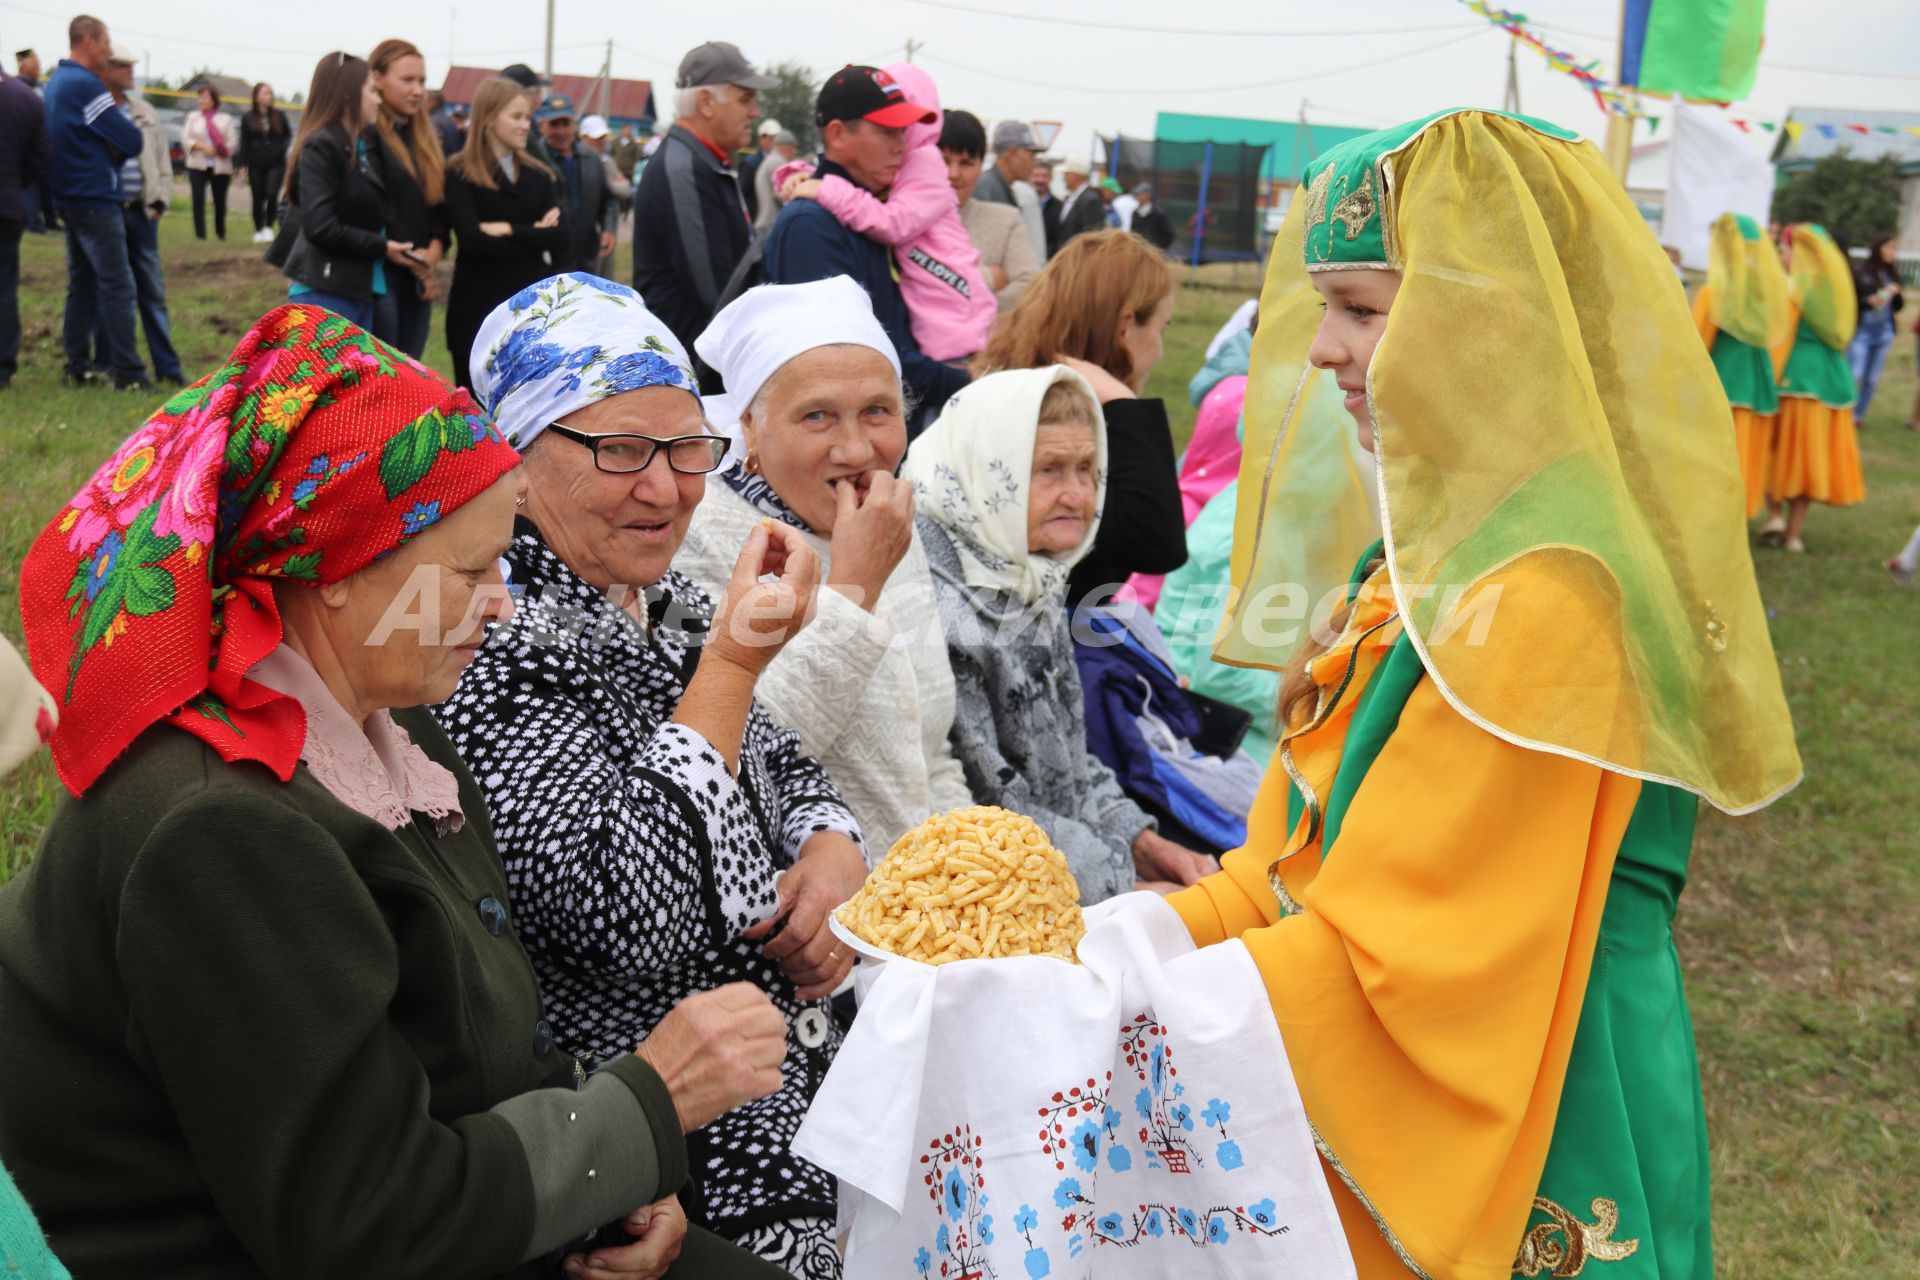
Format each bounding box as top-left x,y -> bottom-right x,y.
2,222 -> 1916,1275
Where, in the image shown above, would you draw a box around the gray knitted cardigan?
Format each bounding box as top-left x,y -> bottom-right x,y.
919,515 -> 1149,904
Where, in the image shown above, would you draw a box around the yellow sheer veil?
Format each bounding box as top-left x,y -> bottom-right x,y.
1220,109 -> 1801,815
1708,212 -> 1794,349
1789,222 -> 1859,350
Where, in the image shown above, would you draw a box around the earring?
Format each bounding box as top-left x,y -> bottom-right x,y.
744,451 -> 760,475
514,495 -> 526,506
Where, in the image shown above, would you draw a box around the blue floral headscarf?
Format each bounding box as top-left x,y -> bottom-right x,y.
470,273 -> 700,450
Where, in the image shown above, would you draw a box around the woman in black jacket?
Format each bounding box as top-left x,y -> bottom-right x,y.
1849,233 -> 1905,422
443,75 -> 569,390
236,82 -> 290,242
368,38 -> 447,359
977,228 -> 1188,610
276,51 -> 415,330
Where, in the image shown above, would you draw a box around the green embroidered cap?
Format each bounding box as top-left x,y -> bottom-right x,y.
1300,108 -> 1580,271
1732,213 -> 1763,241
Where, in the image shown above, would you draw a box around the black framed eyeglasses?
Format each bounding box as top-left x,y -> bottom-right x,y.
544,424 -> 730,475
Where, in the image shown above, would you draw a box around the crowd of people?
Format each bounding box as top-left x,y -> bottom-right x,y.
0,22 -> 1184,400
0,15 -> 1906,1280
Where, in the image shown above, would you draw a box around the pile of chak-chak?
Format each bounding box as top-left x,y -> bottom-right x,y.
836,806 -> 1086,964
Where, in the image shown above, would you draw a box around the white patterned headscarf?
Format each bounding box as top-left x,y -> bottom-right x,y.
470,273 -> 700,449
903,366 -> 1108,606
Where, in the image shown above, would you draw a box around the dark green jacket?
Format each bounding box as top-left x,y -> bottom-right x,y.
0,712 -> 700,1279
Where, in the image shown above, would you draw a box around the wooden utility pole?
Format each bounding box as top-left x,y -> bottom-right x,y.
905,38 -> 923,63
543,0 -> 555,88
1601,0 -> 1635,183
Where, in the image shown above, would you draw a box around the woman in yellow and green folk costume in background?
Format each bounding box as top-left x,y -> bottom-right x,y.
1691,213 -> 1793,518
1762,222 -> 1863,551
1168,109 -> 1802,1280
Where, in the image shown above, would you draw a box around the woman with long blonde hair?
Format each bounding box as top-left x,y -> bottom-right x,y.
442,75 -> 567,389
367,38 -> 446,359
975,227 -> 1186,608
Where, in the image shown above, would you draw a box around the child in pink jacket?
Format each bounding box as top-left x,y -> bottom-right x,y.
777,64 -> 996,362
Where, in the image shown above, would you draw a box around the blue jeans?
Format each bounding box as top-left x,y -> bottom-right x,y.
1848,306 -> 1897,421
0,223 -> 20,384
60,205 -> 144,384
92,206 -> 183,380
291,288 -> 376,331
373,280 -> 433,359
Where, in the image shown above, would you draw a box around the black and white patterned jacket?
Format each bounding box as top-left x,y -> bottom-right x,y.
434,521 -> 862,1240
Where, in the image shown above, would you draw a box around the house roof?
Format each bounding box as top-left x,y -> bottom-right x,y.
1773,107 -> 1920,173
1153,112 -> 1373,184
441,65 -> 655,122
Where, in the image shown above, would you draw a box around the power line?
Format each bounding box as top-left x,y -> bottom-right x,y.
0,0 -> 592,63
918,28 -> 1487,97
901,0 -> 1477,39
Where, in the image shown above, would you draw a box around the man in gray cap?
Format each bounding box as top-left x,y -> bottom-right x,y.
752,129 -> 797,233
1128,180 -> 1174,253
973,120 -> 1045,261
631,39 -> 775,385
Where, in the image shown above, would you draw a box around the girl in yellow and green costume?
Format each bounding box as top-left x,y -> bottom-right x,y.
1691,212 -> 1793,519
1168,109 -> 1801,1280
1763,222 -> 1863,551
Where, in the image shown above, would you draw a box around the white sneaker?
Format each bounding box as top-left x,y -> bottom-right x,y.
252,228 -> 273,243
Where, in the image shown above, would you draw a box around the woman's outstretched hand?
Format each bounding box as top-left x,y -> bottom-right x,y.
707,519 -> 821,677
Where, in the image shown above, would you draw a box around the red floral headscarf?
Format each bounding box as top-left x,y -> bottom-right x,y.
19,305 -> 520,796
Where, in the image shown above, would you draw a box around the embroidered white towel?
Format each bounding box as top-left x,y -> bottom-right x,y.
795,892 -> 1355,1279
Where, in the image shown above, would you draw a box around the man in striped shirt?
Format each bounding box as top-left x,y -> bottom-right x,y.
44,13 -> 147,390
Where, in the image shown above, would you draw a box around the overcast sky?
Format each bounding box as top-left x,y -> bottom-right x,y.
5,0 -> 1915,150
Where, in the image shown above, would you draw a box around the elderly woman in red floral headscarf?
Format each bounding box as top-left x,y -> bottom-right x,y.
0,306 -> 793,1280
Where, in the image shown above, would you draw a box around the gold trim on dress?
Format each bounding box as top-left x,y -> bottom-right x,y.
1308,1120 -> 1434,1280
1265,612 -> 1399,912
1513,1196 -> 1642,1277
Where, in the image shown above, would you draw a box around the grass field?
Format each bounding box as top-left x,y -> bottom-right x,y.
2,218 -> 1916,1276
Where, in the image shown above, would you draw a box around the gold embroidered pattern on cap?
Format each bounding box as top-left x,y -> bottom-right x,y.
1331,168 -> 1378,242
1301,163 -> 1333,259
1513,1197 -> 1641,1277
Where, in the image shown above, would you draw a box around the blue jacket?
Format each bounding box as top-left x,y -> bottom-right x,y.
44,59 -> 142,209
763,156 -> 969,431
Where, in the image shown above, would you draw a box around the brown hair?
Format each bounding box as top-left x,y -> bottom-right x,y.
250,81 -> 284,131
453,76 -> 552,192
67,14 -> 104,48
1274,552 -> 1386,731
979,229 -> 1178,385
369,39 -> 444,205
285,51 -> 370,204
195,85 -> 218,109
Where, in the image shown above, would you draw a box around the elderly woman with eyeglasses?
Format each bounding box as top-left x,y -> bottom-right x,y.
434,274 -> 867,1279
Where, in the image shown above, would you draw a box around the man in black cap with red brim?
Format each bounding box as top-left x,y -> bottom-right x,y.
762,65 -> 969,431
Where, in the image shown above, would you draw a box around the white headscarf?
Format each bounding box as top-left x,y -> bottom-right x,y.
696,276 -> 901,465
904,366 -> 1108,605
0,634 -> 55,780
469,273 -> 700,450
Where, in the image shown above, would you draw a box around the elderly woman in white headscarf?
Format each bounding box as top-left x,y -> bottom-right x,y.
677,277 -> 974,857
432,273 -> 866,1280
908,367 -> 1215,904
